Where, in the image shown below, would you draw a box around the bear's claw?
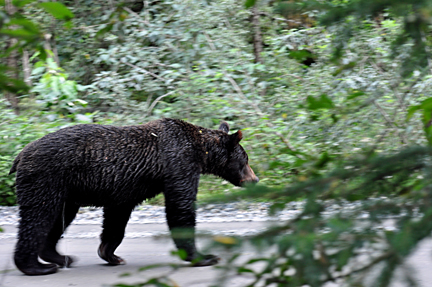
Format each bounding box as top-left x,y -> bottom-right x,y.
39,249 -> 75,268
104,254 -> 126,266
40,254 -> 75,268
98,244 -> 126,265
16,262 -> 58,276
190,254 -> 220,267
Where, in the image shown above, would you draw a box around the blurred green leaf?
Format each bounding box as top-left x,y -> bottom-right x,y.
245,0 -> 256,8
38,2 -> 74,20
346,90 -> 365,100
12,0 -> 35,7
307,94 -> 335,110
7,18 -> 40,33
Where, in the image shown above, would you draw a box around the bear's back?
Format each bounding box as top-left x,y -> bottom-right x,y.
12,122 -> 174,205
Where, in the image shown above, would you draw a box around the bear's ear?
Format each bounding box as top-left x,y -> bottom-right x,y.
230,130 -> 242,145
219,121 -> 230,133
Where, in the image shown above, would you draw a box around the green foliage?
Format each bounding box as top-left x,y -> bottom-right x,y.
407,97 -> 432,145
38,2 -> 74,21
274,0 -> 432,77
0,155 -> 15,206
245,0 -> 257,8
2,0 -> 432,285
31,57 -> 89,119
205,146 -> 432,286
306,94 -> 335,110
0,0 -> 75,93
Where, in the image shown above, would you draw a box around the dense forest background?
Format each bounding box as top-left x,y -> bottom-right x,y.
2,0 -> 429,204
3,0 -> 432,286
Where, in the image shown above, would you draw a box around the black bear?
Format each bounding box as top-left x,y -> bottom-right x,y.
9,118 -> 258,276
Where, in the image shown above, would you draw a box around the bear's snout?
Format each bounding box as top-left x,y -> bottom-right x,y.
240,164 -> 259,185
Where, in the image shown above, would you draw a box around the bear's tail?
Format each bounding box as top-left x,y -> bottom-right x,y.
9,153 -> 22,175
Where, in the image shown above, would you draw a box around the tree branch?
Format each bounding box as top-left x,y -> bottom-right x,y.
203,32 -> 216,51
123,61 -> 165,81
123,7 -> 150,26
326,251 -> 394,282
373,100 -> 395,128
147,91 -> 175,116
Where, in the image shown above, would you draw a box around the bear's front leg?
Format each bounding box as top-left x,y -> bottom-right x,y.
164,183 -> 220,267
169,228 -> 220,267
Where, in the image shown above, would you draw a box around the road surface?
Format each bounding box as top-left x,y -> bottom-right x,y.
1,222 -> 432,287
0,222 -> 268,287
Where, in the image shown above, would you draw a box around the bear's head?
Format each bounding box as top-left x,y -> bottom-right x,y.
217,122 -> 259,187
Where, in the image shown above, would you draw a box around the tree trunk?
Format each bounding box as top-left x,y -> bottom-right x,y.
4,0 -> 20,114
50,16 -> 60,66
43,33 -> 60,66
22,50 -> 32,87
251,6 -> 266,97
51,35 -> 61,66
251,6 -> 264,65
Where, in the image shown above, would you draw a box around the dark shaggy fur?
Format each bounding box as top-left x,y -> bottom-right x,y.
10,118 -> 258,275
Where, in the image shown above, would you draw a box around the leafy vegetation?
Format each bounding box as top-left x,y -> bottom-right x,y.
2,0 -> 432,285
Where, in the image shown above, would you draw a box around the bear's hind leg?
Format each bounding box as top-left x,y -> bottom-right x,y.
39,201 -> 80,267
98,205 -> 134,265
14,205 -> 58,276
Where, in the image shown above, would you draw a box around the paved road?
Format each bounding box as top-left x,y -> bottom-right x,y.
0,222 -> 268,287
1,222 -> 432,287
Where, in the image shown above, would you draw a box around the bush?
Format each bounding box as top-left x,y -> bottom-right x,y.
0,155 -> 16,206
